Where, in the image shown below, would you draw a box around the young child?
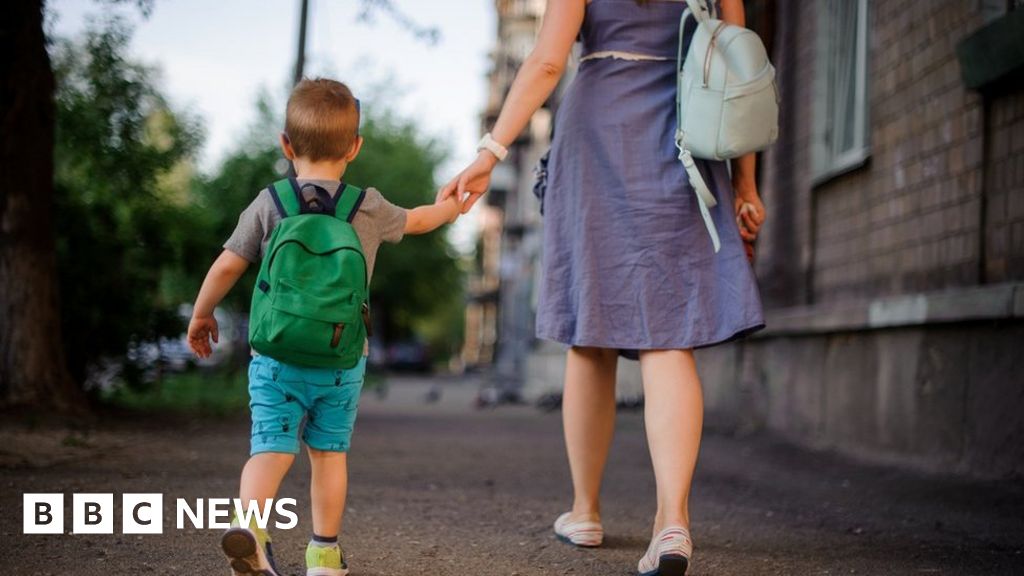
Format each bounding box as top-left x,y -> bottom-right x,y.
187,78 -> 460,576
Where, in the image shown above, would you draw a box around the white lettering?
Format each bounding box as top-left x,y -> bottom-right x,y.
207,498 -> 232,529
176,498 -> 204,529
274,498 -> 298,530
232,499 -> 273,530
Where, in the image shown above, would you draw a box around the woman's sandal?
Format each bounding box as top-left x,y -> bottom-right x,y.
553,512 -> 604,547
637,526 -> 693,576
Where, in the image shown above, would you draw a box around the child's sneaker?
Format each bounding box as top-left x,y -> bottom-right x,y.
221,525 -> 280,576
305,540 -> 349,576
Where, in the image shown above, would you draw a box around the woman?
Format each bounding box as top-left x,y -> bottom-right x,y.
439,1 -> 766,574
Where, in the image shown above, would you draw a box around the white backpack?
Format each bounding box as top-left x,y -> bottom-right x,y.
676,0 -> 779,252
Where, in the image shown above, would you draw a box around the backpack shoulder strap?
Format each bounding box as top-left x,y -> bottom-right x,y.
684,0 -> 715,22
268,178 -> 302,218
334,184 -> 366,223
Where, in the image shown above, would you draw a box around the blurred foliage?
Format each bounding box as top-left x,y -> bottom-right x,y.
52,18 -> 203,384
344,114 -> 464,353
101,368 -> 249,416
357,0 -> 441,45
181,95 -> 283,311
99,0 -> 154,17
103,366 -> 385,416
51,17 -> 464,387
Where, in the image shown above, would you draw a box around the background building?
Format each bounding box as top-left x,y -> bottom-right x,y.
463,0 -> 564,401
473,0 -> 1023,477
698,0 -> 1024,478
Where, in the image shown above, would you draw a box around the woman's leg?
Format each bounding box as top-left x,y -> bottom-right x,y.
562,345 -> 618,521
638,349 -> 703,532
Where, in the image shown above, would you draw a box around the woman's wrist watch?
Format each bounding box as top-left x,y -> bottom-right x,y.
477,132 -> 508,162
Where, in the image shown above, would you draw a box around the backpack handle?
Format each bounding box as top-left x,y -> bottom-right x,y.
268,178 -> 365,222
298,182 -> 336,214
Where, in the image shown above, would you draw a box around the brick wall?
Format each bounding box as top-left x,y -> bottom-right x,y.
756,0 -> 817,307
759,0 -> 1024,307
985,90 -> 1024,282
700,0 -> 1024,479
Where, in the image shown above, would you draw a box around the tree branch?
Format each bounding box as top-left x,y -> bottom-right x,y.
357,0 -> 441,46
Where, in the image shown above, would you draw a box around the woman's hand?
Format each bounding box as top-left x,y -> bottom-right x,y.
733,179 -> 766,243
437,152 -> 499,214
435,0 -> 583,212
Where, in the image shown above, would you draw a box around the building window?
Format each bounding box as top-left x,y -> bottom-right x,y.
813,0 -> 870,183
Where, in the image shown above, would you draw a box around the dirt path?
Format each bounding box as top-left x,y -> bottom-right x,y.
2,375 -> 1022,575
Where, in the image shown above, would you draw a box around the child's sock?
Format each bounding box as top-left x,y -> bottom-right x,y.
309,534 -> 338,548
306,534 -> 346,571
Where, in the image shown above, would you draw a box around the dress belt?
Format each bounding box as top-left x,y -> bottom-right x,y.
580,50 -> 669,62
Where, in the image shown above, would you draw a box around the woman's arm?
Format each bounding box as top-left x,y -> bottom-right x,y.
439,0 -> 586,213
489,0 -> 585,150
720,0 -> 765,240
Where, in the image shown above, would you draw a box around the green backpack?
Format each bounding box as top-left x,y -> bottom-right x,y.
248,178 -> 371,369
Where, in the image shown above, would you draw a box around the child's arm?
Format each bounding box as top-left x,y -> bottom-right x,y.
187,250 -> 250,358
404,196 -> 460,235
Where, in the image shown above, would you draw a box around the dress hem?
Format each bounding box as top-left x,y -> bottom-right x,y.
536,320 -> 766,361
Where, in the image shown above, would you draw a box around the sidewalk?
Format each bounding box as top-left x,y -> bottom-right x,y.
2,374 -> 1022,575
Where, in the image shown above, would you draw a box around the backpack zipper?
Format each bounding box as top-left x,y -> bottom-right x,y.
265,240 -> 368,289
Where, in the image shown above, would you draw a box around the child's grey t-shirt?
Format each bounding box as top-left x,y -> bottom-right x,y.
223,178 -> 407,279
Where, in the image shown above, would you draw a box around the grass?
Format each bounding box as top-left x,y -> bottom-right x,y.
102,368 -> 250,416
102,366 -> 387,416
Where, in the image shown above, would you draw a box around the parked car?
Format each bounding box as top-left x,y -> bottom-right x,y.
385,340 -> 432,373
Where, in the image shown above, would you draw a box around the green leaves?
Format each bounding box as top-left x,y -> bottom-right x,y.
52,17 -> 464,383
344,116 -> 464,352
52,18 -> 202,383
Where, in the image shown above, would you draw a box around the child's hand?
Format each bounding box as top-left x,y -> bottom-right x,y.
444,195 -> 461,223
435,186 -> 462,222
187,315 -> 219,359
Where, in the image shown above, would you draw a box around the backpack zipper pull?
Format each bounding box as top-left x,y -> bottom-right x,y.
331,323 -> 344,348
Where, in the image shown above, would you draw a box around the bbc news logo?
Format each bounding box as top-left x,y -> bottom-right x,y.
23,494 -> 298,534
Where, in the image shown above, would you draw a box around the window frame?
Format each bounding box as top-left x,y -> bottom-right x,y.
812,0 -> 872,185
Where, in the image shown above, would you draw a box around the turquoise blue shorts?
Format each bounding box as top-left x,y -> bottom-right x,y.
247,355 -> 366,455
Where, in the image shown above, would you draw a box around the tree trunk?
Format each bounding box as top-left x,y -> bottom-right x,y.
0,0 -> 84,412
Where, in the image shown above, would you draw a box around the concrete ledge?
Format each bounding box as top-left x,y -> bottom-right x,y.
522,283 -> 1024,478
760,282 -> 1024,336
697,319 -> 1024,479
